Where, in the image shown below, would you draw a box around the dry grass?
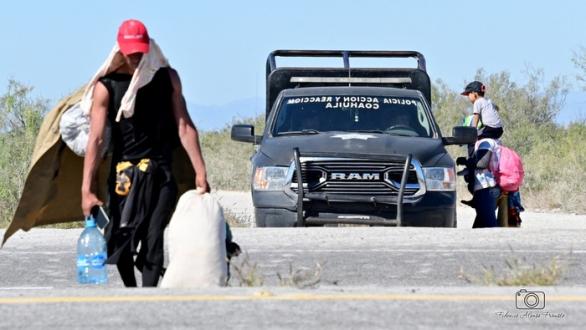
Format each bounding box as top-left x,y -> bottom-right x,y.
200,130 -> 254,191
277,262 -> 323,289
229,251 -> 325,288
230,252 -> 264,287
459,255 -> 565,286
200,117 -> 264,191
223,209 -> 252,228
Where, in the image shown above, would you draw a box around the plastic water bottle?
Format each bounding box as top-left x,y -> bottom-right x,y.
77,216 -> 108,284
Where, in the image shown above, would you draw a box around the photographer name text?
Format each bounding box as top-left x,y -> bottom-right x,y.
495,311 -> 566,320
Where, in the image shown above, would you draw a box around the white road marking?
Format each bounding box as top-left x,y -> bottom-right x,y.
0,287 -> 53,290
245,249 -> 585,254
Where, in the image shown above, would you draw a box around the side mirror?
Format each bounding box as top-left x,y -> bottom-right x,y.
442,126 -> 477,145
231,124 -> 262,144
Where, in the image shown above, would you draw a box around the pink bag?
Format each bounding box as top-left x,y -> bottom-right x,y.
495,146 -> 524,192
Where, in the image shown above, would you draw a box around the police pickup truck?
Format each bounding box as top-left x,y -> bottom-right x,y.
231,50 -> 476,227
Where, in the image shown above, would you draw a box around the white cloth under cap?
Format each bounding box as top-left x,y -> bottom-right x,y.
60,39 -> 170,157
80,38 -> 169,122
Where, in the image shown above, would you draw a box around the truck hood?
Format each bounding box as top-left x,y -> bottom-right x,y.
259,132 -> 452,167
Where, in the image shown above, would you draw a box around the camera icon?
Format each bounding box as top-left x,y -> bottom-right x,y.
516,289 -> 545,309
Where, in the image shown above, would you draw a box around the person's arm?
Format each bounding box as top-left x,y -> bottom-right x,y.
472,113 -> 480,128
473,149 -> 492,169
471,140 -> 494,169
81,82 -> 109,216
472,100 -> 481,128
168,68 -> 209,193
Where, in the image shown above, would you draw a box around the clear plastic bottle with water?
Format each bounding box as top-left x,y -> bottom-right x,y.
77,216 -> 108,284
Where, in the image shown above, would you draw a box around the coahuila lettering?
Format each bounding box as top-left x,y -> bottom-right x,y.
325,102 -> 380,110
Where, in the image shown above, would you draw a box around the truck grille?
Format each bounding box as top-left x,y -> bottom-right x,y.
291,159 -> 421,196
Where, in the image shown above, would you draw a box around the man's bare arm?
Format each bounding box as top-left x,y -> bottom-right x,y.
81,82 -> 109,216
168,68 -> 208,192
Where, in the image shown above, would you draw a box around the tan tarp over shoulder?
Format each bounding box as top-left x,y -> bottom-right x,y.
2,91 -> 195,246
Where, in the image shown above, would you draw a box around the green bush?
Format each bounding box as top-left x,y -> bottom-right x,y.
0,81 -> 47,228
522,122 -> 586,211
200,115 -> 264,191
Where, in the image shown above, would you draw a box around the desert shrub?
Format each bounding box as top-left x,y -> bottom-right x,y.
0,81 -> 47,227
200,115 -> 264,191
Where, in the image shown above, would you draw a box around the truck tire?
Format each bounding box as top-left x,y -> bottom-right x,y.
449,209 -> 457,228
254,208 -> 297,227
254,208 -> 267,227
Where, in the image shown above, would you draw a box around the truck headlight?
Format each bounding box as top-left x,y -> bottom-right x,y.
423,167 -> 456,191
253,166 -> 290,191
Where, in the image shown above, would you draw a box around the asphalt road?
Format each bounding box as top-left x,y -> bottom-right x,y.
1,223 -> 586,329
2,192 -> 586,329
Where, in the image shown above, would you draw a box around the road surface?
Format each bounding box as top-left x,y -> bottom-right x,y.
0,192 -> 585,329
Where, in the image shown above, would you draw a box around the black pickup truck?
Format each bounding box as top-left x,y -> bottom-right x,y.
231,50 -> 476,227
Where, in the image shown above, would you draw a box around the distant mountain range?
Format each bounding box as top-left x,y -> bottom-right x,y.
187,98 -> 264,132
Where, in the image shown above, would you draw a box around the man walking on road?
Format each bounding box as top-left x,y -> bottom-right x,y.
81,19 -> 209,287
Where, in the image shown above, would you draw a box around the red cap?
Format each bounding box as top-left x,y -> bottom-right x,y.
117,19 -> 150,55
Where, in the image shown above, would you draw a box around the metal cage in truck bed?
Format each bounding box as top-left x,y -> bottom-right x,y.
265,50 -> 432,118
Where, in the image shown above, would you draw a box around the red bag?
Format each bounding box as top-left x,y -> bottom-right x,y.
495,146 -> 524,192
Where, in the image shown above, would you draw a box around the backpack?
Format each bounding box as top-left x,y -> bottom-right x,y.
495,146 -> 524,192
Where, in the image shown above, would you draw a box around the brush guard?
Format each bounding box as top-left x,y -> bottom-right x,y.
292,148 -> 413,227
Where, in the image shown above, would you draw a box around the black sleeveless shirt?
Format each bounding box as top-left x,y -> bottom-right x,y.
99,68 -> 178,162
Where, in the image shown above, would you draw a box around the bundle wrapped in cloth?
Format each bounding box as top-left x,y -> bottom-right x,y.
160,191 -> 229,288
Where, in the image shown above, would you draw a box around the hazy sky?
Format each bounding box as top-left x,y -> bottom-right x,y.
1,0 -> 585,124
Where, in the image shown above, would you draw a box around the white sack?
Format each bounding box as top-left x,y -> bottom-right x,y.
160,191 -> 228,288
59,103 -> 111,157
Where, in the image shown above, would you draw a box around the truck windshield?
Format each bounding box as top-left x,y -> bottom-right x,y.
273,95 -> 434,137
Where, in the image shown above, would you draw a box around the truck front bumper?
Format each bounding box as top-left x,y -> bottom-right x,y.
253,190 -> 457,227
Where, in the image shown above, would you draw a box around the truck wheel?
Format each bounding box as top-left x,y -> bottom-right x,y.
254,208 -> 267,227
254,208 -> 296,227
450,209 -> 457,228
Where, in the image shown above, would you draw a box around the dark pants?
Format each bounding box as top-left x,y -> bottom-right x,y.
478,126 -> 503,140
107,160 -> 177,287
472,186 -> 500,228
